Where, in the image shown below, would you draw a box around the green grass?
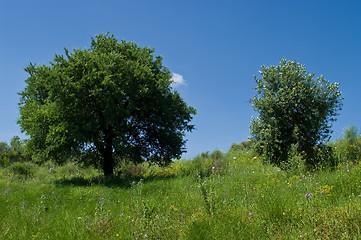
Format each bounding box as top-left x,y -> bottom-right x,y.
1,155 -> 361,239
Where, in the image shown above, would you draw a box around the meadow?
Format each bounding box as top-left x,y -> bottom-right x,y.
1,143 -> 361,240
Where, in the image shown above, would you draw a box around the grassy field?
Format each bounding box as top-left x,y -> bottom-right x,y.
1,152 -> 361,239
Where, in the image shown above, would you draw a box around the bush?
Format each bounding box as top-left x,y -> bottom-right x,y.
228,140 -> 254,153
313,145 -> 338,169
125,162 -> 150,179
329,126 -> 361,164
55,162 -> 80,177
9,162 -> 37,178
279,152 -> 305,173
209,150 -> 227,171
172,160 -> 194,177
0,154 -> 10,168
152,166 -> 176,178
188,150 -> 227,177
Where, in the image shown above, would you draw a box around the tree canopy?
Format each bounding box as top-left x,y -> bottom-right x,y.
250,59 -> 343,167
18,33 -> 196,176
0,136 -> 25,167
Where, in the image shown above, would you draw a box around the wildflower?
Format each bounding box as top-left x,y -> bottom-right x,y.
233,157 -> 236,159
78,217 -> 82,220
121,213 -> 124,216
100,198 -> 104,200
320,191 -> 324,194
182,213 -> 184,216
248,213 -> 252,216
315,183 -> 318,185
144,234 -> 148,237
305,193 -> 312,198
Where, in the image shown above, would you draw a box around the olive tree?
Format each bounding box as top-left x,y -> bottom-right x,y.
18,33 -> 196,176
250,59 -> 342,167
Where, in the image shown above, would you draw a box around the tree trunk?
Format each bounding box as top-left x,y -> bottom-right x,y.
103,145 -> 114,177
304,146 -> 315,168
102,129 -> 114,177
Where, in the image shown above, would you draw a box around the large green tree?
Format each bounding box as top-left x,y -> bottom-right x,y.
250,59 -> 342,167
19,33 -> 196,176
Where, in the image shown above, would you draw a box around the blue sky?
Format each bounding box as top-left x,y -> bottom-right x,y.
1,0 -> 361,159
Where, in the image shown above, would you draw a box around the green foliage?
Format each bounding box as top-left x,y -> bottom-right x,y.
188,150 -> 228,177
341,126 -> 361,162
343,125 -> 359,144
0,141 -> 10,167
331,126 -> 361,163
8,162 -> 37,178
228,140 -> 254,153
18,33 -> 196,176
0,136 -> 27,167
227,140 -> 256,159
250,59 -> 343,168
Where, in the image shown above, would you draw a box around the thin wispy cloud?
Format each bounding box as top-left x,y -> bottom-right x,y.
171,73 -> 186,87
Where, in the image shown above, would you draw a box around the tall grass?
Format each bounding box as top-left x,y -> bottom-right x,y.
1,148 -> 361,239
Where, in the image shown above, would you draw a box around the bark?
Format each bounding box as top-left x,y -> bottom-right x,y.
98,127 -> 114,177
103,144 -> 114,177
303,145 -> 315,168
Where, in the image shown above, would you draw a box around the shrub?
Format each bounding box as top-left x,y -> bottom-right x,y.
9,162 -> 37,178
0,154 -> 10,168
55,162 -> 80,177
228,140 -> 254,153
172,160 -> 193,177
126,162 -> 149,179
152,166 -> 176,178
209,150 -> 227,172
330,126 -> 361,164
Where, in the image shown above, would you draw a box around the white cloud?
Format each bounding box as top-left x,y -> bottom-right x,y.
171,73 -> 186,87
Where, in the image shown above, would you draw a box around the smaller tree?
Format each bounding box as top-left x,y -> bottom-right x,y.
341,125 -> 360,162
0,142 -> 10,167
342,126 -> 358,145
0,136 -> 25,167
250,59 -> 343,167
